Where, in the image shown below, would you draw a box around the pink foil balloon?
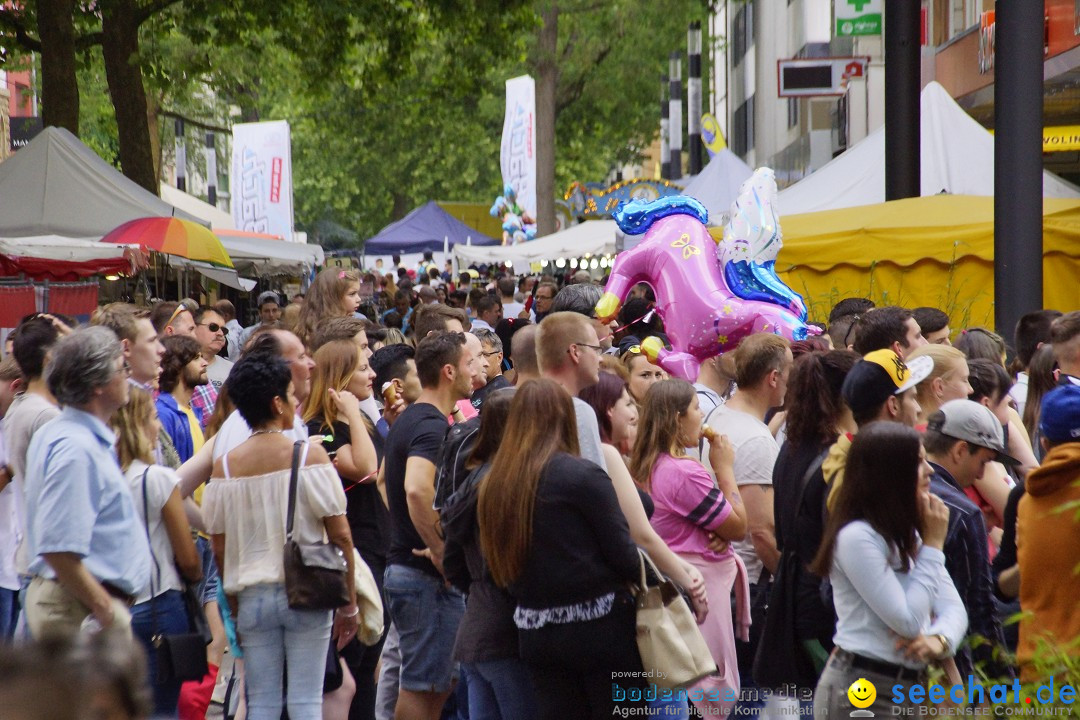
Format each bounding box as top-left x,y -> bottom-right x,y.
597,202 -> 814,381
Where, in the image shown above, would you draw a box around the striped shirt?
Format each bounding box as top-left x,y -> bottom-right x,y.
648,453 -> 734,562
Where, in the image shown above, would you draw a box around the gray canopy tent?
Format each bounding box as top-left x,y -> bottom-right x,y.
0,126 -> 206,236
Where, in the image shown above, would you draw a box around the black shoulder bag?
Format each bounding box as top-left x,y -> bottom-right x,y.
142,468 -> 210,683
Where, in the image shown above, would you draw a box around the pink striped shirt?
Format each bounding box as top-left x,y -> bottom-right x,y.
648,453 -> 734,562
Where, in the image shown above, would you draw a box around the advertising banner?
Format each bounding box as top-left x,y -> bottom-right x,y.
231,120 -> 295,241
500,75 -> 537,220
835,0 -> 883,37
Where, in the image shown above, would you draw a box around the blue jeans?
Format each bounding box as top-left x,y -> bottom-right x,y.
0,588 -> 19,640
131,590 -> 191,717
463,659 -> 537,720
236,583 -> 332,720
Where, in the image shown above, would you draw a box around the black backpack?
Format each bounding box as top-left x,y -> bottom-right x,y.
432,416 -> 481,512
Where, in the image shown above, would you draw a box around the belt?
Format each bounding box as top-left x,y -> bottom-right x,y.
101,582 -> 136,607
834,648 -> 924,682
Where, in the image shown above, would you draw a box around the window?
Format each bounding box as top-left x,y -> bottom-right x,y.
788,97 -> 799,129
733,6 -> 747,60
732,95 -> 755,157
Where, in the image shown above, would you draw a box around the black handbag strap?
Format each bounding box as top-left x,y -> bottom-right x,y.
285,440 -> 306,541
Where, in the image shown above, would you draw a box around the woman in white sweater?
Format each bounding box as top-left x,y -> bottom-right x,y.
810,422 -> 967,716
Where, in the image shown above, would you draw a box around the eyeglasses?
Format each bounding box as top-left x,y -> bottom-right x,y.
199,322 -> 228,335
481,350 -> 501,357
572,342 -> 603,355
120,359 -> 132,376
842,314 -> 861,348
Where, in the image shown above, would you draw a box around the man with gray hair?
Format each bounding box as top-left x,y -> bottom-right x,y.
549,282 -> 614,351
470,328 -> 510,410
22,326 -> 151,641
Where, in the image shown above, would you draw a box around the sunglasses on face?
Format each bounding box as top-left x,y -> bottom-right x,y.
199,322 -> 228,335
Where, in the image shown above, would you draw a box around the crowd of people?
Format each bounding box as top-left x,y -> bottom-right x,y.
0,254 -> 1077,720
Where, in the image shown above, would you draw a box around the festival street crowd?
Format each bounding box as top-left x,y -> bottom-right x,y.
0,258 -> 1078,720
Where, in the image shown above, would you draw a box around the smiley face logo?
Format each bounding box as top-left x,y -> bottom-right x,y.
847,677 -> 876,709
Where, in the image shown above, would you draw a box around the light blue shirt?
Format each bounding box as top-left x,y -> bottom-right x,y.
24,407 -> 151,596
830,520 -> 968,669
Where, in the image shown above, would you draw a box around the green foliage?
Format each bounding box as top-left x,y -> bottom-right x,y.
50,0 -> 711,246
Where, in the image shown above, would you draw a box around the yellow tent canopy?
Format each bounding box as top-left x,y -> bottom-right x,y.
744,195 -> 1080,328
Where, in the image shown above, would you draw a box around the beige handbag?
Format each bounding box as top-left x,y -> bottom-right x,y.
351,549 -> 385,646
634,549 -> 717,689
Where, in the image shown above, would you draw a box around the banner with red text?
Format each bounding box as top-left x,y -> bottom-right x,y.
231,121 -> 296,242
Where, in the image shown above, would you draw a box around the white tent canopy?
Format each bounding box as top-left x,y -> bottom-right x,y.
777,81 -> 1080,215
682,149 -> 754,224
0,235 -> 136,262
160,184 -> 234,229
453,220 -> 618,267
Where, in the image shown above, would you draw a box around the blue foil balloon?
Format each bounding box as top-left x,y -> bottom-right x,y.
614,195 -> 709,236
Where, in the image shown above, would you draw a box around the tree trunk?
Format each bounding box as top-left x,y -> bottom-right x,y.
146,92 -> 162,185
101,0 -> 158,194
37,0 -> 79,135
534,1 -> 558,237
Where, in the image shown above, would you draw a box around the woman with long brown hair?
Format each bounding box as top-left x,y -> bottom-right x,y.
295,268 -> 362,348
478,379 -> 644,720
809,422 -> 965,717
628,379 -> 747,717
301,339 -> 384,719
772,349 -> 858,679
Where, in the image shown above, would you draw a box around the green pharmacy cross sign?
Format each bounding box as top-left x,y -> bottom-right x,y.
836,0 -> 883,36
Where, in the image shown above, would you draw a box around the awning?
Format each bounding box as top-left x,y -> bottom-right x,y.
0,235 -> 146,281
453,221 -> 618,266
215,230 -> 325,276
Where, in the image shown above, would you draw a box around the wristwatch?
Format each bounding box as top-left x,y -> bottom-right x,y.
933,633 -> 951,658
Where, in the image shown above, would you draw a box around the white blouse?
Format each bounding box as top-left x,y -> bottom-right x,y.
203,460 -> 346,594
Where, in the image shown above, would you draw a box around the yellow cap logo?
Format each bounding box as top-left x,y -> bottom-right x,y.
847,677 -> 877,709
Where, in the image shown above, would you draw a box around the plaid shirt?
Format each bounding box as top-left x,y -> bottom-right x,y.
190,383 -> 217,428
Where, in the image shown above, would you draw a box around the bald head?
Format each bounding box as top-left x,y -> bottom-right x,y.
511,324 -> 540,380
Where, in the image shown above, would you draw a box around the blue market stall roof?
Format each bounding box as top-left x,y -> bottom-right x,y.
363,201 -> 496,254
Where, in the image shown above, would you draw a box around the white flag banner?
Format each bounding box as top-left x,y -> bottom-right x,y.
231,120 -> 296,241
500,75 -> 537,220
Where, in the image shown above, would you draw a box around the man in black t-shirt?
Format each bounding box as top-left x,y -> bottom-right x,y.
381,332 -> 478,719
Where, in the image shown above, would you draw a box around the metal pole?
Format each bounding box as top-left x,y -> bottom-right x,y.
175,118 -> 186,192
669,53 -> 683,180
660,75 -> 670,180
688,21 -> 703,175
205,132 -> 217,206
994,0 -> 1043,338
884,0 -> 919,200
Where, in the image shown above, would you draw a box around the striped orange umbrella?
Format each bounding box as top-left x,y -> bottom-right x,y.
102,217 -> 234,268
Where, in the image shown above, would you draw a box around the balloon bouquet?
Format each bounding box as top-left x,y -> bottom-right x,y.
595,168 -> 818,381
489,184 -> 537,245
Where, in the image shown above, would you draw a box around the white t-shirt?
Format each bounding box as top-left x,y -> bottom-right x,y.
572,397 -> 608,473
212,410 -> 308,462
0,431 -> 17,591
2,392 -> 60,575
502,301 -> 525,319
705,405 -> 779,584
1009,372 -> 1029,418
126,461 -> 184,603
206,356 -> 234,394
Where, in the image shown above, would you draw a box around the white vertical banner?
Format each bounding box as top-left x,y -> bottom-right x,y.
499,75 -> 537,220
231,120 -> 295,241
